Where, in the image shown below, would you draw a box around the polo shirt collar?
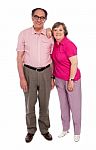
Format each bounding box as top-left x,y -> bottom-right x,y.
56,37 -> 67,46
31,27 -> 46,35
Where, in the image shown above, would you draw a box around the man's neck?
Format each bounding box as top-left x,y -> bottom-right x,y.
33,26 -> 43,33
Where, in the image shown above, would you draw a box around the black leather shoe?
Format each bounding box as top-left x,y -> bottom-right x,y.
25,133 -> 34,143
42,132 -> 52,141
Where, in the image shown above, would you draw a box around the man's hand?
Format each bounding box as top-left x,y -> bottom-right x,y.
46,28 -> 52,38
20,78 -> 28,92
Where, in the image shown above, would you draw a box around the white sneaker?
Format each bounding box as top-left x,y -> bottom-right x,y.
58,131 -> 69,138
74,135 -> 80,142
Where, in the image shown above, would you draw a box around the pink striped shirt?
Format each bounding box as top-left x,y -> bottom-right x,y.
16,27 -> 54,67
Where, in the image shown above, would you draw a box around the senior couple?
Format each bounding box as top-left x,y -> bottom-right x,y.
16,8 -> 82,143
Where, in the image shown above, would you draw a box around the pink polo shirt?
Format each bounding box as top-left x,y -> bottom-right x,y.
51,37 -> 81,81
16,27 -> 54,67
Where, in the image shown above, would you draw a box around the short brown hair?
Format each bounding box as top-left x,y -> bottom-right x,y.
52,22 -> 68,36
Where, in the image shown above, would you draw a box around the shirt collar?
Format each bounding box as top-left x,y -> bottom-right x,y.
31,27 -> 46,35
55,37 -> 67,46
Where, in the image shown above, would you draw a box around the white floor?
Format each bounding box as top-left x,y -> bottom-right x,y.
0,86 -> 96,150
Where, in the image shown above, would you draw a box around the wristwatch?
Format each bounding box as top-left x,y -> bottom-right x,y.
69,78 -> 74,81
51,76 -> 55,79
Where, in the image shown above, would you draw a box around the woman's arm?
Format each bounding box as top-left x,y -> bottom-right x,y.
69,55 -> 78,80
67,55 -> 78,91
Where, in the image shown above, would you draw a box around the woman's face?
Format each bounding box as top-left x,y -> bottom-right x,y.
52,25 -> 64,41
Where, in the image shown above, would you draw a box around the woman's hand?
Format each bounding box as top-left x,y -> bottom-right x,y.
67,80 -> 74,92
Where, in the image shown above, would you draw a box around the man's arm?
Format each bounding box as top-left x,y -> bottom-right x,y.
17,51 -> 28,92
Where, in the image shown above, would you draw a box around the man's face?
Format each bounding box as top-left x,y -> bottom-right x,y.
32,9 -> 46,30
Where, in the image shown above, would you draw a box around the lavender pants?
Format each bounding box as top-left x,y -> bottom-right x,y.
55,77 -> 82,135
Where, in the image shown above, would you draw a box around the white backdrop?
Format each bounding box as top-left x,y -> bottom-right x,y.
0,0 -> 96,149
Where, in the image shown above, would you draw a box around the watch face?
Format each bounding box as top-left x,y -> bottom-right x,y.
71,79 -> 74,80
69,78 -> 74,81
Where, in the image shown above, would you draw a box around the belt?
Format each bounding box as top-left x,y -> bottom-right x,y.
24,64 -> 50,72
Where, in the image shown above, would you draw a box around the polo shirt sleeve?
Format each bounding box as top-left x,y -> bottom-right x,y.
16,31 -> 25,51
66,41 -> 77,58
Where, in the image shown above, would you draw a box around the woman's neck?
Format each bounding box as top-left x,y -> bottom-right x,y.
56,37 -> 64,44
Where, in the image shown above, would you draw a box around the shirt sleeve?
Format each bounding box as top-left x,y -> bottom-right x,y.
66,41 -> 77,58
16,31 -> 25,51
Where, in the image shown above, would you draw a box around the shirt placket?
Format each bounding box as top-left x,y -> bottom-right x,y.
37,34 -> 41,67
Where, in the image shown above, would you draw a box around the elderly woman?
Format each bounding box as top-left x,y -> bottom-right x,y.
51,22 -> 82,142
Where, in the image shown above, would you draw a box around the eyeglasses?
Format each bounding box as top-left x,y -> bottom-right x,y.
33,15 -> 46,21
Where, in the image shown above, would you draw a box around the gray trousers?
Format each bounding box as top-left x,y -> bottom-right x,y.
23,65 -> 52,134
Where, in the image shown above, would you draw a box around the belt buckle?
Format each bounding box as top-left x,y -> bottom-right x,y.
36,67 -> 41,71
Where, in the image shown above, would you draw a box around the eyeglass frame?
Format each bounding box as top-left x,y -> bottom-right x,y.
33,15 -> 46,21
